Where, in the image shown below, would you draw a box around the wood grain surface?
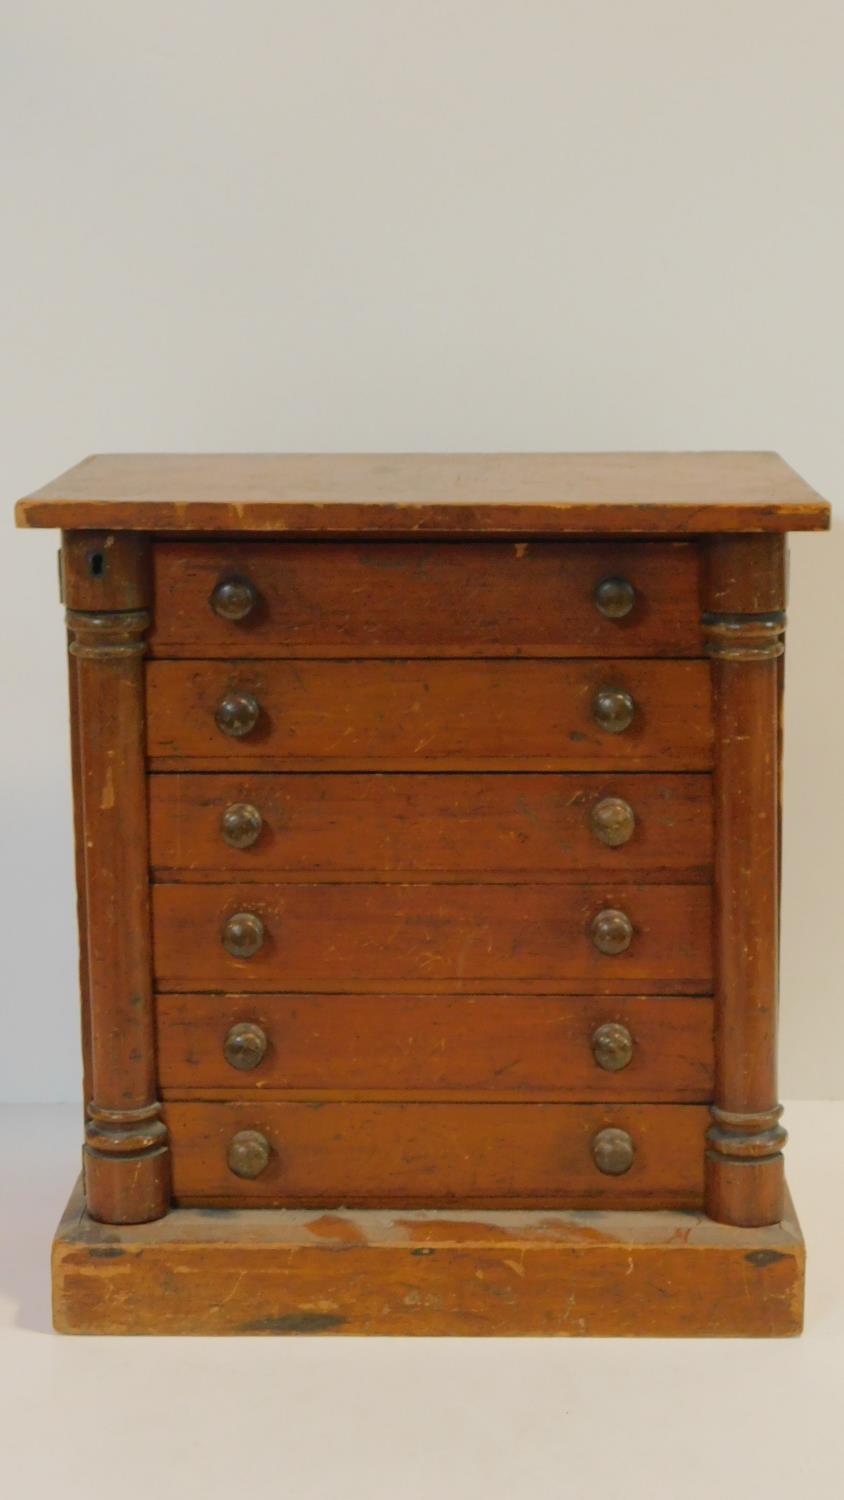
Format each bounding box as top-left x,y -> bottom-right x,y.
152,881 -> 712,990
148,771 -> 713,882
156,992 -> 714,1099
704,535 -> 788,1227
146,658 -> 713,770
63,534 -> 169,1223
18,451 -> 830,533
52,1177 -> 806,1336
148,539 -> 702,657
163,1100 -> 709,1208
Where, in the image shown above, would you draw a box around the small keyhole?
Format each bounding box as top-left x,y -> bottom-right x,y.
88,552 -> 105,577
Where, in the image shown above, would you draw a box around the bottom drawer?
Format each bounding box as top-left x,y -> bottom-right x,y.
164,1101 -> 707,1209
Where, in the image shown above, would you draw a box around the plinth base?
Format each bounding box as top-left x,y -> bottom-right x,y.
52,1176 -> 805,1336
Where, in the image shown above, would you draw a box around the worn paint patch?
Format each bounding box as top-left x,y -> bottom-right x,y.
100,761 -> 115,811
307,1214 -> 367,1247
239,1312 -> 346,1334
87,1246 -> 125,1260
745,1249 -> 788,1269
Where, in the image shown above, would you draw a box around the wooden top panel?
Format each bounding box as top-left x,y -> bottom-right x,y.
15,452 -> 829,534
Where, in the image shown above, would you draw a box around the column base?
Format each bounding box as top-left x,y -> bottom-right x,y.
705,1150 -> 786,1228
53,1175 -> 805,1337
705,1103 -> 786,1226
83,1145 -> 170,1225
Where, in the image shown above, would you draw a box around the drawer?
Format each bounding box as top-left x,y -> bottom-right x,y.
157,993 -> 714,1099
152,882 -> 712,990
149,540 -> 703,658
149,772 -> 713,881
146,659 -> 713,770
164,1100 -> 708,1208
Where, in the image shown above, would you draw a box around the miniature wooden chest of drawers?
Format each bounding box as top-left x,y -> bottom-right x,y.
16,452 -> 829,1335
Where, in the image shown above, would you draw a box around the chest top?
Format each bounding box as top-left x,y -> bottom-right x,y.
15,450 -> 829,535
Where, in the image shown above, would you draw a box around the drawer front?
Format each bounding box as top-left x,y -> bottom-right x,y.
149,540 -> 703,657
149,772 -> 713,881
146,659 -> 712,769
157,993 -> 714,1099
152,882 -> 712,990
164,1100 -> 708,1208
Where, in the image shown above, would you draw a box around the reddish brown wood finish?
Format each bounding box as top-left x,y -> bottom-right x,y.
148,771 -> 713,882
17,453 -> 827,1333
66,647 -> 92,1119
163,1100 -> 708,1209
60,528 -> 152,611
146,658 -> 713,770
17,451 -> 830,533
61,528 -> 156,1119
156,992 -> 714,1099
704,536 -> 787,1227
62,533 -> 169,1223
152,881 -> 713,991
149,540 -> 703,657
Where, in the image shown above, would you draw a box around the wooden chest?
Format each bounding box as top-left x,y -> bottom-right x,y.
16,452 -> 829,1335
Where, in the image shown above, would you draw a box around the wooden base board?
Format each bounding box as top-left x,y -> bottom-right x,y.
52,1176 -> 805,1337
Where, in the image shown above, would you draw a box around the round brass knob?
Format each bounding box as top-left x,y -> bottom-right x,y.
215,691 -> 260,739
592,687 -> 635,734
592,1127 -> 635,1175
591,1022 -> 634,1072
222,911 -> 265,959
594,577 -> 635,620
590,908 -> 633,956
590,796 -> 635,848
210,576 -> 259,622
224,1021 -> 269,1071
227,1129 -> 271,1179
221,802 -> 263,849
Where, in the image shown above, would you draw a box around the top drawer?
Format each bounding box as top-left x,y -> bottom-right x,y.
149,541 -> 703,658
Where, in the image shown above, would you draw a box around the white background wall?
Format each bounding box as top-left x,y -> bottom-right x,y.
1,1 -> 841,1102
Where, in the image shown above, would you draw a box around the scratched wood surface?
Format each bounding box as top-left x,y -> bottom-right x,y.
21,456 -> 826,1334
148,540 -> 703,657
162,1100 -> 708,1208
18,451 -> 830,533
704,536 -> 789,1227
62,534 -> 170,1224
52,1177 -> 805,1336
152,881 -> 712,990
157,991 -> 713,1098
53,1177 -> 805,1336
149,771 -> 713,882
146,658 -> 713,770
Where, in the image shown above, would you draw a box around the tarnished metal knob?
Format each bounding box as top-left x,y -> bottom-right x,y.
224,1021 -> 268,1071
221,802 -> 263,849
592,1127 -> 635,1175
594,576 -> 635,620
591,1022 -> 634,1072
592,687 -> 635,734
210,576 -> 259,621
227,1129 -> 271,1179
215,691 -> 260,738
590,907 -> 633,956
590,796 -> 635,848
222,910 -> 265,959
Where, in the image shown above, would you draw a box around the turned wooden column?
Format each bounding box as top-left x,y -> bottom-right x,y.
62,531 -> 169,1223
703,535 -> 787,1227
